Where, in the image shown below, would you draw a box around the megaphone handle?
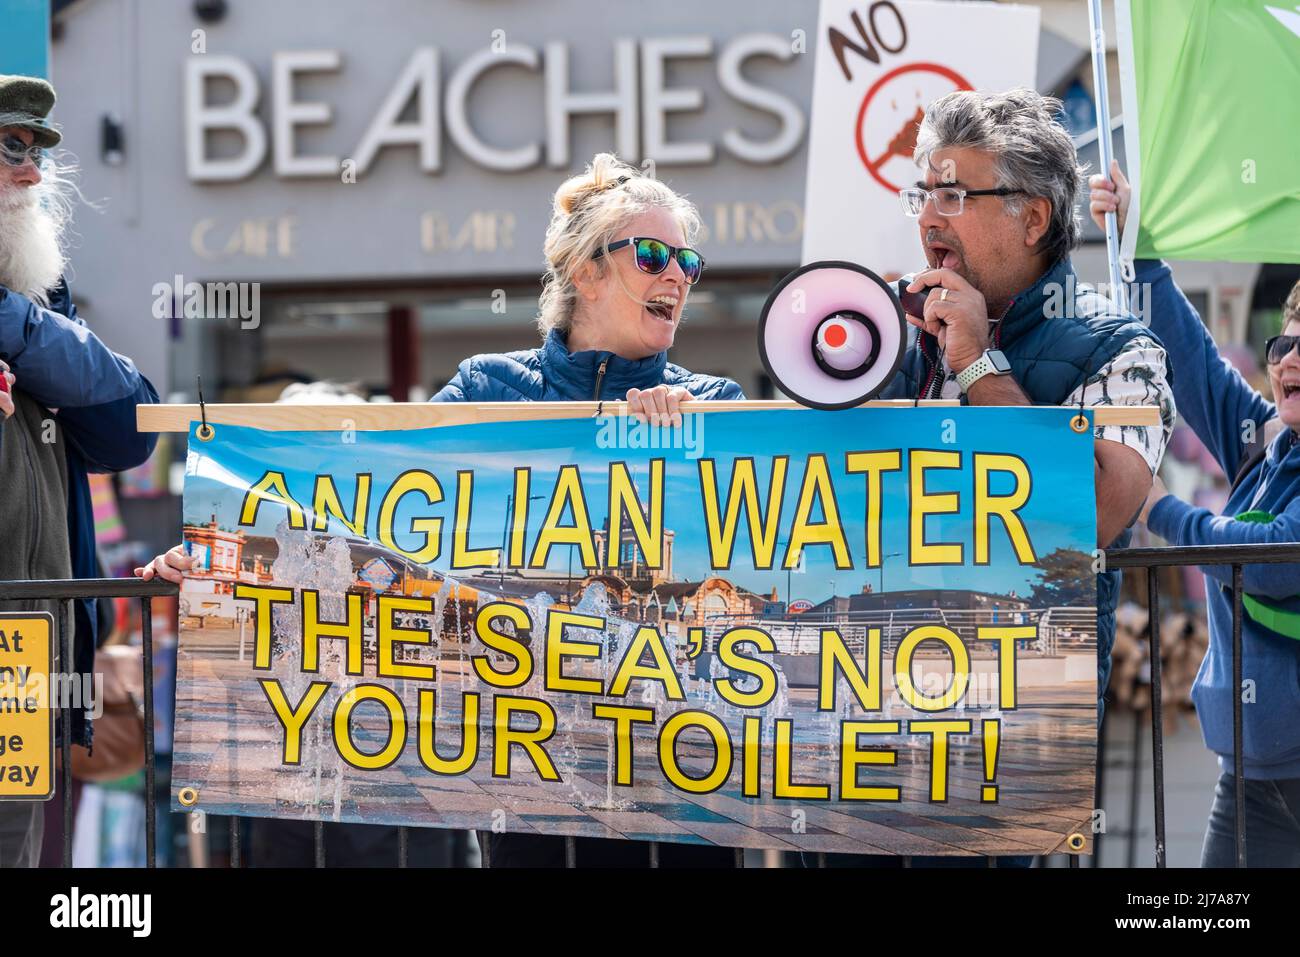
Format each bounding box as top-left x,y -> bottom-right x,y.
896,276 -> 930,319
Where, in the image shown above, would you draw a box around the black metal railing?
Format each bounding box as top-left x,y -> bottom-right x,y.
6,539 -> 1297,869
1102,543 -> 1300,869
0,577 -> 172,868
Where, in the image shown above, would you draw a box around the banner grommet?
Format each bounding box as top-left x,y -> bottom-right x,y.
1067,832 -> 1087,851
196,423 -> 216,442
178,787 -> 200,807
1069,414 -> 1089,433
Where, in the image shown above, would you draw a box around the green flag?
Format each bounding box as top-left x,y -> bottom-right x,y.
1119,0 -> 1300,263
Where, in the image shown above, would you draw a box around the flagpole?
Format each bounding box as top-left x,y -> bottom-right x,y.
1087,0 -> 1128,312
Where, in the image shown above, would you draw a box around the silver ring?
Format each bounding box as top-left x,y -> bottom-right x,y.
939,288 -> 949,302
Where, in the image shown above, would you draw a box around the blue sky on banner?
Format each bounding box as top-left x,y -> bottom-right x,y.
183,408 -> 1095,600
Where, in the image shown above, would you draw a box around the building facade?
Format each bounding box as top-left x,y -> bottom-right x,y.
43,0 -> 1273,411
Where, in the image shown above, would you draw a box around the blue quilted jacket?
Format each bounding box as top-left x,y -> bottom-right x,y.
431,329 -> 745,403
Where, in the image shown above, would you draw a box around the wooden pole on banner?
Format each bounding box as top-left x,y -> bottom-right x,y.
137,401 -> 1161,432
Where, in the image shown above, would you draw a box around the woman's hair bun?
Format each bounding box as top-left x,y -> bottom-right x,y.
554,152 -> 638,215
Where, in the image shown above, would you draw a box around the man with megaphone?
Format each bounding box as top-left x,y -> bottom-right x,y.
877,88 -> 1176,721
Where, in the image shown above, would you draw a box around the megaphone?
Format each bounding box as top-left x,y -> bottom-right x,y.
758,260 -> 923,411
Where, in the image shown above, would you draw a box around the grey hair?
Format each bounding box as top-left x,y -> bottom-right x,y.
914,88 -> 1085,265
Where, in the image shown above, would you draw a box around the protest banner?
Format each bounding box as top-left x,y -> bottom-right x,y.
802,0 -> 1039,275
165,403 -> 1107,856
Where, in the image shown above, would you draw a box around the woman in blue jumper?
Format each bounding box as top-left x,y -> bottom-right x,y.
1092,164 -> 1300,866
141,153 -> 745,867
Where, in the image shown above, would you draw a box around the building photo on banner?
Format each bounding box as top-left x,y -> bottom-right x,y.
0,0 -> 1296,886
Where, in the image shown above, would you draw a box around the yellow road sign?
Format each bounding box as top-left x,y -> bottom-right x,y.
0,613 -> 54,800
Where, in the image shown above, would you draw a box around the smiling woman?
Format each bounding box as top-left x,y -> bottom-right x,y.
426,153 -> 744,868
429,153 -> 744,418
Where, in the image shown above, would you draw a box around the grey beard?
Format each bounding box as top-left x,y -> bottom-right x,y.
0,187 -> 67,307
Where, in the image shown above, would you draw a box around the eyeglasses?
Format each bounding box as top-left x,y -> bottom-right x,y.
898,185 -> 1025,217
593,237 -> 705,285
0,134 -> 46,169
1265,334 -> 1300,365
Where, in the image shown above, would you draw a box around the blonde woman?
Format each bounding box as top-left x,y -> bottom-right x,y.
435,153 -> 743,867
432,152 -> 744,415
139,155 -> 745,867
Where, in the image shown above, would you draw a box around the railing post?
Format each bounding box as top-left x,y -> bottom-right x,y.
1094,705 -> 1107,868
1126,704 -> 1142,869
141,597 -> 157,868
1146,567 -> 1167,868
1230,564 -> 1246,868
59,600 -> 72,869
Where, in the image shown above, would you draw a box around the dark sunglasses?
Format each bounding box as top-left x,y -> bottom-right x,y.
1266,334 -> 1300,365
0,134 -> 46,169
593,237 -> 705,285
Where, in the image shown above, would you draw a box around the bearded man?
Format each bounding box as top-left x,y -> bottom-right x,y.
0,75 -> 158,867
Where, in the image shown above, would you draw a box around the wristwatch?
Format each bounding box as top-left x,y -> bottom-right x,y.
956,349 -> 1012,393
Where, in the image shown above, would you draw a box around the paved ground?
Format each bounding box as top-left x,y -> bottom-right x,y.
1094,707 -> 1219,868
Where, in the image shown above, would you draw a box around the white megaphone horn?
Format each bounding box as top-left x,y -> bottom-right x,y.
758,261 -> 925,410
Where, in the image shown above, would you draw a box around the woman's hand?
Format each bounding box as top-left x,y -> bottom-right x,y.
626,385 -> 689,427
133,544 -> 198,584
0,360 -> 15,421
1089,159 -> 1131,234
1137,474 -> 1170,526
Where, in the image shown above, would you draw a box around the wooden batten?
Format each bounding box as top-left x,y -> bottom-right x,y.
137,400 -> 1161,432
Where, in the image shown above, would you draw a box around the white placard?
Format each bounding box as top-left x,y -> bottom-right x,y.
803,0 -> 1040,276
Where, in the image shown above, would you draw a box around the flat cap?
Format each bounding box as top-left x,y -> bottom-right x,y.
0,75 -> 61,148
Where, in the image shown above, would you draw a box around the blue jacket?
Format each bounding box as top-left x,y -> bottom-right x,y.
1139,258 -> 1300,779
881,256 -> 1164,704
0,279 -> 160,746
431,329 -> 745,403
